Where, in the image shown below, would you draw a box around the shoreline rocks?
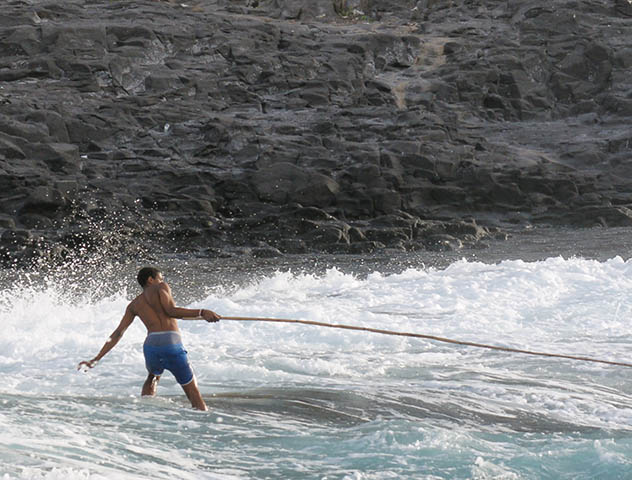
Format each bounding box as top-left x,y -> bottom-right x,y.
1,0 -> 632,266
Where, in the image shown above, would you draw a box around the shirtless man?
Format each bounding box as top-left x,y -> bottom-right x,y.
78,266 -> 220,410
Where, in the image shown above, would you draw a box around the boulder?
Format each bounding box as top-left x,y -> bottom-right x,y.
251,162 -> 339,208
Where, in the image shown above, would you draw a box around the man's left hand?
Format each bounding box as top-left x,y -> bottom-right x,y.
201,309 -> 221,323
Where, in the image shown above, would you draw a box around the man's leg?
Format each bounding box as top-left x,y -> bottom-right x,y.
181,376 -> 208,411
142,373 -> 160,396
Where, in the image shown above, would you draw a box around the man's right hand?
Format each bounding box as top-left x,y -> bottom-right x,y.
201,309 -> 221,323
77,359 -> 98,371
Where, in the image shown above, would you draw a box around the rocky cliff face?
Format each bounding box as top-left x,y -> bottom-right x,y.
1,0 -> 632,264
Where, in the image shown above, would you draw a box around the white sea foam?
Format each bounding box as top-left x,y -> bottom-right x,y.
2,256 -> 632,478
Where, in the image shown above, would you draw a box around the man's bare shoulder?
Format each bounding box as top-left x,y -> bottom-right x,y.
127,296 -> 140,314
155,282 -> 173,298
128,291 -> 149,311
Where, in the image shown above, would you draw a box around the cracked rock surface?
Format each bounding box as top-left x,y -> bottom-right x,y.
1,0 -> 632,264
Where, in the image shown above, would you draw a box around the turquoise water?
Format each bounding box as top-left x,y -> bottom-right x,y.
2,231 -> 632,479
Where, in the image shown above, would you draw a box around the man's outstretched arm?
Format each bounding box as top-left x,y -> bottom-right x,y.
77,305 -> 136,370
158,283 -> 220,322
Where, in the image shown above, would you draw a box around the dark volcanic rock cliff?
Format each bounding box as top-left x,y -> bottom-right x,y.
2,0 -> 632,264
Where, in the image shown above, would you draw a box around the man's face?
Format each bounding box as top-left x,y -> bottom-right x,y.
150,272 -> 164,284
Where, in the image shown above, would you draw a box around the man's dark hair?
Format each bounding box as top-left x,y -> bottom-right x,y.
137,266 -> 161,287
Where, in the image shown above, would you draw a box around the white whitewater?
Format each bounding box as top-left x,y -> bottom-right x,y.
2,256 -> 632,479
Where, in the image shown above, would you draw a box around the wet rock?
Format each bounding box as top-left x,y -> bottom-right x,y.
275,238 -> 309,254
302,220 -> 350,246
252,163 -> 339,208
363,227 -> 411,246
0,215 -> 16,229
251,245 -> 284,258
0,134 -> 25,159
423,234 -> 463,252
615,0 -> 632,17
0,229 -> 32,247
569,206 -> 632,228
347,241 -> 386,254
290,206 -> 336,222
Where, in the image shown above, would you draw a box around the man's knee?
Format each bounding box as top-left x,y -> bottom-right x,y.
142,374 -> 160,395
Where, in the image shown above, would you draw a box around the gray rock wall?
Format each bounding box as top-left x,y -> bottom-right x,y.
1,0 -> 632,264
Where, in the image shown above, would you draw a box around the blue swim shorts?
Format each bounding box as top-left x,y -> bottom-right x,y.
143,331 -> 194,385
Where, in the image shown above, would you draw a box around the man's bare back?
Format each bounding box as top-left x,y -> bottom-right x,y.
130,283 -> 180,333
129,273 -> 214,333
78,267 -> 220,410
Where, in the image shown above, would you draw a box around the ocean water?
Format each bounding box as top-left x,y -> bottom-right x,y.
2,228 -> 632,479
